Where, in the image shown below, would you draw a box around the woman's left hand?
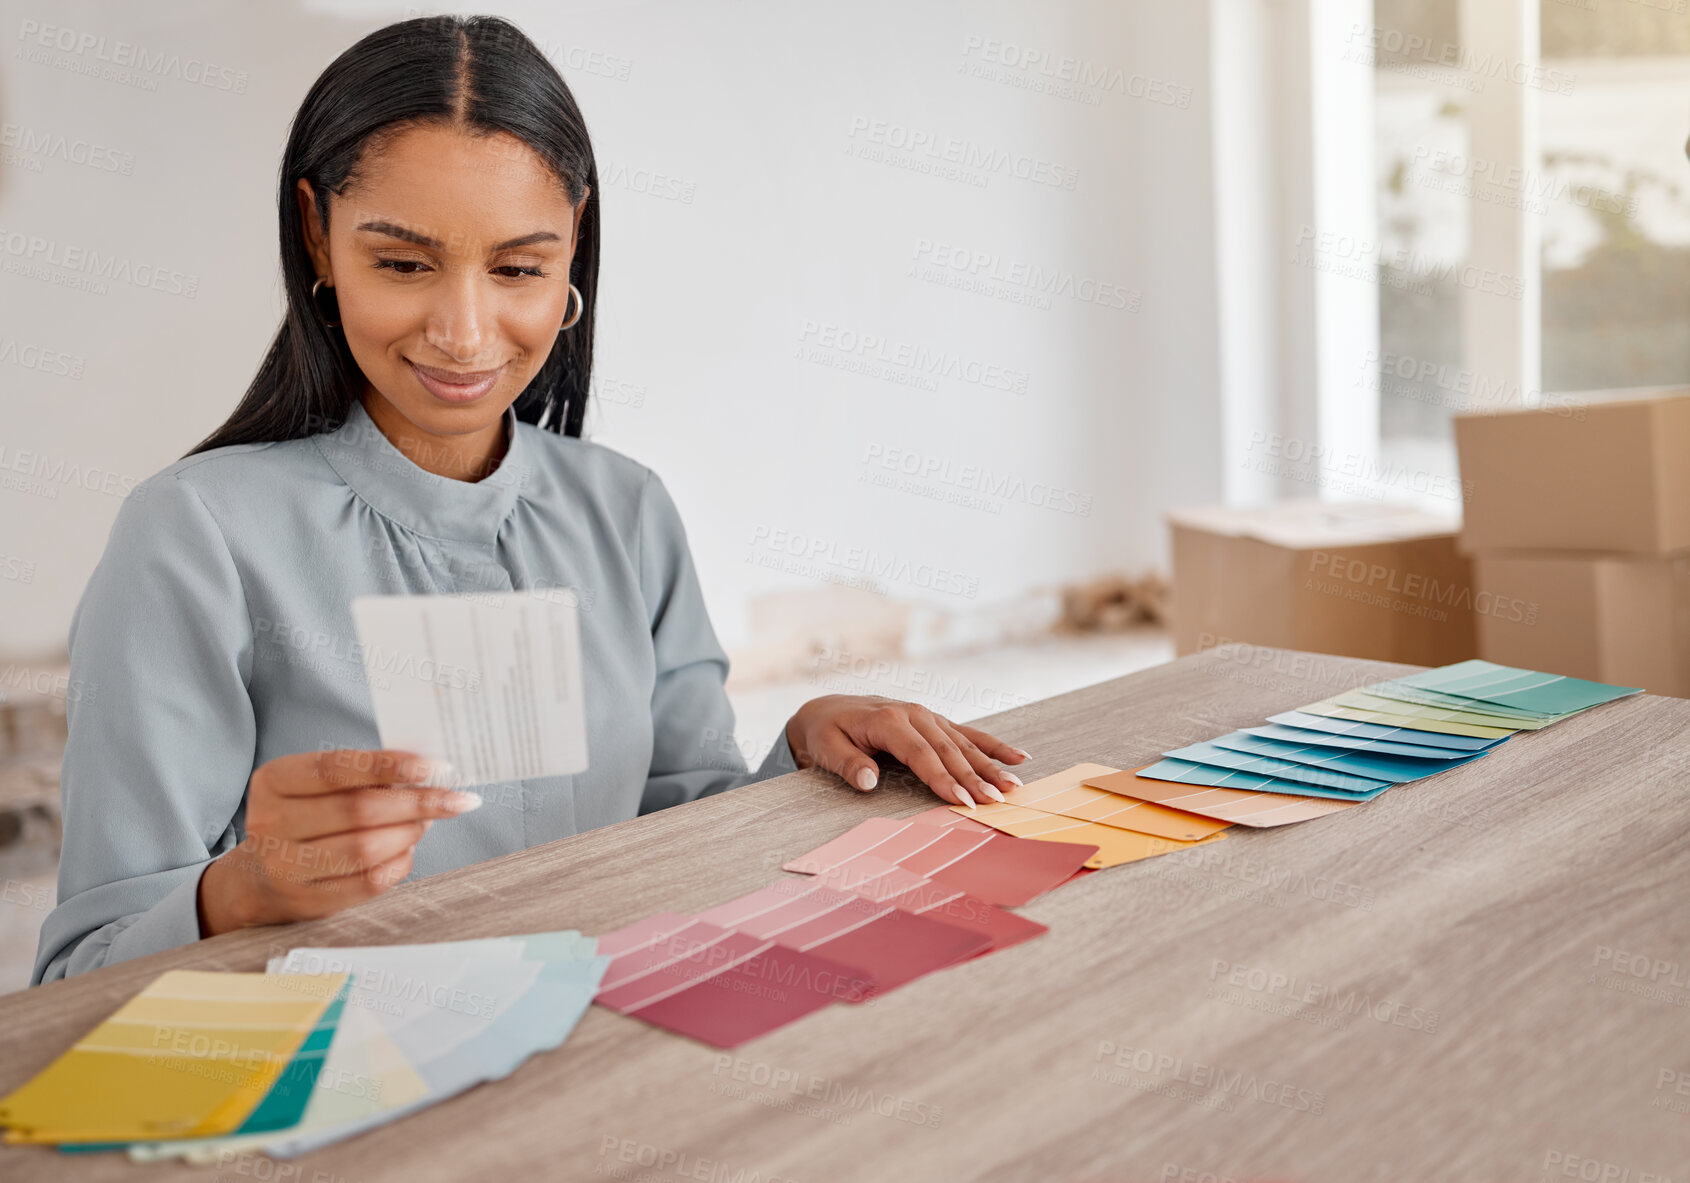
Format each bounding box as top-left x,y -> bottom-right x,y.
783,694 -> 1030,808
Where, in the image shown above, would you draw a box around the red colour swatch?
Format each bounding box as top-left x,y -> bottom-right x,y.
696,878 -> 991,999
594,915 -> 871,1047
783,817 -> 1095,907
810,855 -> 1047,955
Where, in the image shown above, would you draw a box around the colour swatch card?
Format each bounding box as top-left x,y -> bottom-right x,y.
1364,681 -> 1555,721
0,971 -> 347,1145
1084,767 -> 1359,828
595,916 -> 869,1048
782,816 -> 1096,906
1263,711 -> 1503,752
350,592 -> 588,788
803,854 -> 1049,954
1162,742 -> 1389,794
1136,757 -> 1395,802
125,931 -> 607,1164
1122,661 -> 1641,822
988,763 -> 1233,842
1243,722 -> 1487,760
1320,691 -> 1543,732
1291,692 -> 1521,740
1390,659 -> 1641,715
1202,732 -> 1489,782
693,876 -> 992,997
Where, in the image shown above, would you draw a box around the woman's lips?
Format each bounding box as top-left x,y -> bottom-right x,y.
407,359 -> 503,404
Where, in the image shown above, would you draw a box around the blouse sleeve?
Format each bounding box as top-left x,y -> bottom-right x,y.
635,468 -> 799,815
32,470 -> 257,985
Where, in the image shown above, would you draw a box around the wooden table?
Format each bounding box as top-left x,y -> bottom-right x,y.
2,645 -> 1687,1181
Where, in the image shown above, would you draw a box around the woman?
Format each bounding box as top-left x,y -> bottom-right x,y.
32,14 -> 1029,985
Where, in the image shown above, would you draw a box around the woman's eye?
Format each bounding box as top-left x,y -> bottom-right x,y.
374,259 -> 429,275
494,265 -> 545,279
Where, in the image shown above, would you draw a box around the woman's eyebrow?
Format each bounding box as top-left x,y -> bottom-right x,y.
355,219 -> 561,252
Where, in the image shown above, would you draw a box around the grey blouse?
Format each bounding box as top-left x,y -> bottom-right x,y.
32,398 -> 797,985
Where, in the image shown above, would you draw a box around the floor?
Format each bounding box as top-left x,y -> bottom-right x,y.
0,628 -> 1173,993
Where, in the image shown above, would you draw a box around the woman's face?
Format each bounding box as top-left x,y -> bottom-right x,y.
297,123 -> 586,474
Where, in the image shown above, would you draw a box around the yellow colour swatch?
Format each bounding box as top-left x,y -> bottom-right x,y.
0,970 -> 346,1144
998,763 -> 1233,842
1300,696 -> 1518,739
961,801 -> 1226,867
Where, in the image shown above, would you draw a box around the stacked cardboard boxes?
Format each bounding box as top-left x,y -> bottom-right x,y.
1454,389 -> 1690,697
1167,500 -> 1476,665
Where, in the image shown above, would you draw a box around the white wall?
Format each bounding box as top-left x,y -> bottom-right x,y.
0,0 -> 1229,659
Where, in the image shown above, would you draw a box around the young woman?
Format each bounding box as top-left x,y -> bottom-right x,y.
32,15 -> 1029,985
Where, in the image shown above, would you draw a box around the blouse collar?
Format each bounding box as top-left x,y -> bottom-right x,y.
312,397 -> 532,544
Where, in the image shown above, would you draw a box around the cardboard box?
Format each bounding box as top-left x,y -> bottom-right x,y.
1168,500 -> 1476,665
1454,388 -> 1690,554
1473,551 -> 1690,698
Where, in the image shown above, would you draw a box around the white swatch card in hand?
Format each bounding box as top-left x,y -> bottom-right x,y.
351,591 -> 587,788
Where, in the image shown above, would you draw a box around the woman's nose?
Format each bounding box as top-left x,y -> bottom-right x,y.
423,271 -> 491,360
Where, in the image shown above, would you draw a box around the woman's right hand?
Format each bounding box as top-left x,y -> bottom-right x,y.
196,748 -> 482,936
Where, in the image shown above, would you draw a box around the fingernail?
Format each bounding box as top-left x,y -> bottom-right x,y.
980,784 -> 1005,802
1012,747 -> 1032,760
1002,772 -> 1023,787
854,768 -> 878,792
445,791 -> 483,813
954,789 -> 976,810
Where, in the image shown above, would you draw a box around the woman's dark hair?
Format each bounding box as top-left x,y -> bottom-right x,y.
186,14 -> 598,456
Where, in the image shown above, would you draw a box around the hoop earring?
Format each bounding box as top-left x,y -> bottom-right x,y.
559,283 -> 584,331
311,277 -> 341,328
